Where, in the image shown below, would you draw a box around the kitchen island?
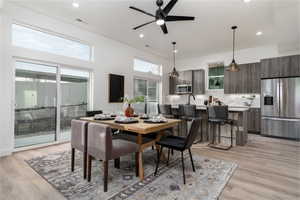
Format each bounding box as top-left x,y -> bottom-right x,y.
171,105 -> 249,146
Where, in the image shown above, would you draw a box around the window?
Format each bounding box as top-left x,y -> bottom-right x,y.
134,78 -> 160,115
134,59 -> 162,76
12,24 -> 92,61
208,62 -> 225,90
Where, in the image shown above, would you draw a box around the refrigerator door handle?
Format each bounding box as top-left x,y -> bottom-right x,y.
262,117 -> 300,122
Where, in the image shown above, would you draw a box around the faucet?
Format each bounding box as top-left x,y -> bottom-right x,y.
187,94 -> 196,105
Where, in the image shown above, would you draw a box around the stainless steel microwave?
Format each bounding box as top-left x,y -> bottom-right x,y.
176,84 -> 192,94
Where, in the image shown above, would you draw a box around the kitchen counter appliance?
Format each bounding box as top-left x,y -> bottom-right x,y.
261,77 -> 300,140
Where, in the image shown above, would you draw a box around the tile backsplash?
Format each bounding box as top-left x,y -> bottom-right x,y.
166,90 -> 260,108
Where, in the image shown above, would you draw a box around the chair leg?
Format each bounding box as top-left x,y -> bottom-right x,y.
83,151 -> 87,179
218,123 -> 221,143
87,155 -> 92,182
114,158 -> 120,169
103,161 -> 108,192
230,124 -> 233,147
154,146 -> 163,176
188,148 -> 196,172
167,148 -> 170,166
135,152 -> 139,177
181,151 -> 186,184
71,148 -> 75,172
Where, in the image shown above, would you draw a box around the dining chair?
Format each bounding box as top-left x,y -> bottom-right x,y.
86,123 -> 139,192
154,118 -> 201,184
71,119 -> 89,179
207,105 -> 234,150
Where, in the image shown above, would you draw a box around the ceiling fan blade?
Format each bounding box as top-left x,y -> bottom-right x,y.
163,0 -> 178,15
160,24 -> 168,34
133,20 -> 156,30
129,6 -> 155,17
166,15 -> 195,21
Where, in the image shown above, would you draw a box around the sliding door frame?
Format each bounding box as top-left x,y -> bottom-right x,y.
13,57 -> 92,149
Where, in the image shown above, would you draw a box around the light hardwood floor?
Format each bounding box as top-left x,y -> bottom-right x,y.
0,134 -> 299,200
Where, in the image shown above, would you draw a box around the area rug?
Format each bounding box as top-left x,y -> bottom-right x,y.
26,150 -> 237,200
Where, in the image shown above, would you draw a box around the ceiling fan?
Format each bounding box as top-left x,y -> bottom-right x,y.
129,0 -> 195,34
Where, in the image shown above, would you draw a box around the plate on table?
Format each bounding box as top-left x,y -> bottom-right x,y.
114,116 -> 139,124
114,120 -> 139,124
143,119 -> 167,124
94,117 -> 115,120
140,116 -> 149,120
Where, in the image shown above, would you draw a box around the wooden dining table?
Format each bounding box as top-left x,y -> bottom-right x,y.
80,117 -> 181,180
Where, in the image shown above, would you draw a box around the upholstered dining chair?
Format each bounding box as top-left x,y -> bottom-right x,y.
71,119 -> 89,179
86,123 -> 140,192
154,118 -> 201,184
158,104 -> 175,119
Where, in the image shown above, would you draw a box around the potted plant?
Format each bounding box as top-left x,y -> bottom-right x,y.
122,96 -> 145,117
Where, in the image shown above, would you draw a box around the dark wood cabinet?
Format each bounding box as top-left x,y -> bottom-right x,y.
247,108 -> 261,133
193,69 -> 205,94
261,55 -> 300,78
224,62 -> 260,94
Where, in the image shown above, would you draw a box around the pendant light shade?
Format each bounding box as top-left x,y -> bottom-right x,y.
227,26 -> 240,72
169,42 -> 179,78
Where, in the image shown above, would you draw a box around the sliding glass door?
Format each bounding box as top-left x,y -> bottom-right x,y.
14,60 -> 90,148
60,68 -> 89,141
15,61 -> 57,147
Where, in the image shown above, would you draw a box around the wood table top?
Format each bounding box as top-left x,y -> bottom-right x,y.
80,117 -> 181,134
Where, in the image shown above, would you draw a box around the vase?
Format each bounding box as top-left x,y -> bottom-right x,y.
125,104 -> 134,117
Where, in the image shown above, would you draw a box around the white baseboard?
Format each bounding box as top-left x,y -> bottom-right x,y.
0,149 -> 13,157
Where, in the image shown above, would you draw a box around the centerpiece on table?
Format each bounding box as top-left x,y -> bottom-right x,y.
122,96 -> 145,117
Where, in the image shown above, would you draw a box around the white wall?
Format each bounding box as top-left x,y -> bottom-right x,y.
0,4 -> 171,156
166,44 -> 299,107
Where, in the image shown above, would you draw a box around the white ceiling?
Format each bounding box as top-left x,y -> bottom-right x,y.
8,0 -> 300,58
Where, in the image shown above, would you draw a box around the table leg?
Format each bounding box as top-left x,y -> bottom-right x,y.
137,134 -> 144,180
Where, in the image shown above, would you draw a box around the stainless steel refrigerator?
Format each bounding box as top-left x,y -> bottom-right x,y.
261,77 -> 300,140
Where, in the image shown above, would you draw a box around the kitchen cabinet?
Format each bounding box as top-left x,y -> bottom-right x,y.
193,69 -> 205,94
224,62 -> 260,94
261,55 -> 300,78
178,70 -> 193,85
247,108 -> 261,133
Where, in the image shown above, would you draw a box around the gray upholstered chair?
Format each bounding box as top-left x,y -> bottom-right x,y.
86,123 -> 139,192
71,119 -> 89,179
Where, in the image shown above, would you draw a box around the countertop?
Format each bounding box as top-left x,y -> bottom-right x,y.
171,105 -> 250,112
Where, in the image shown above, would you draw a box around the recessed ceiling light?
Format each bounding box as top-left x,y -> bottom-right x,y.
243,0 -> 251,3
72,2 -> 79,8
139,33 -> 144,38
173,49 -> 178,53
256,31 -> 263,36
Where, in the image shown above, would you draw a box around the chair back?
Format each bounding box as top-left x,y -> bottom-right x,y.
87,123 -> 113,161
86,110 -> 103,117
71,120 -> 88,151
182,104 -> 196,119
207,106 -> 229,120
184,118 -> 201,149
158,104 -> 172,115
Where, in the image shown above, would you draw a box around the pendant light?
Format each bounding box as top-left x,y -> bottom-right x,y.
169,42 -> 179,78
227,26 -> 240,72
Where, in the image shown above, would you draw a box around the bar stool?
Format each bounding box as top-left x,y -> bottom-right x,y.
158,104 -> 174,119
207,106 -> 234,150
178,104 -> 198,137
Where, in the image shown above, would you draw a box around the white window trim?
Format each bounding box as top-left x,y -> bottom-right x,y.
12,21 -> 94,62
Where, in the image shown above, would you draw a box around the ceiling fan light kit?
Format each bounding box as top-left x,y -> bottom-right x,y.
130,0 -> 195,34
